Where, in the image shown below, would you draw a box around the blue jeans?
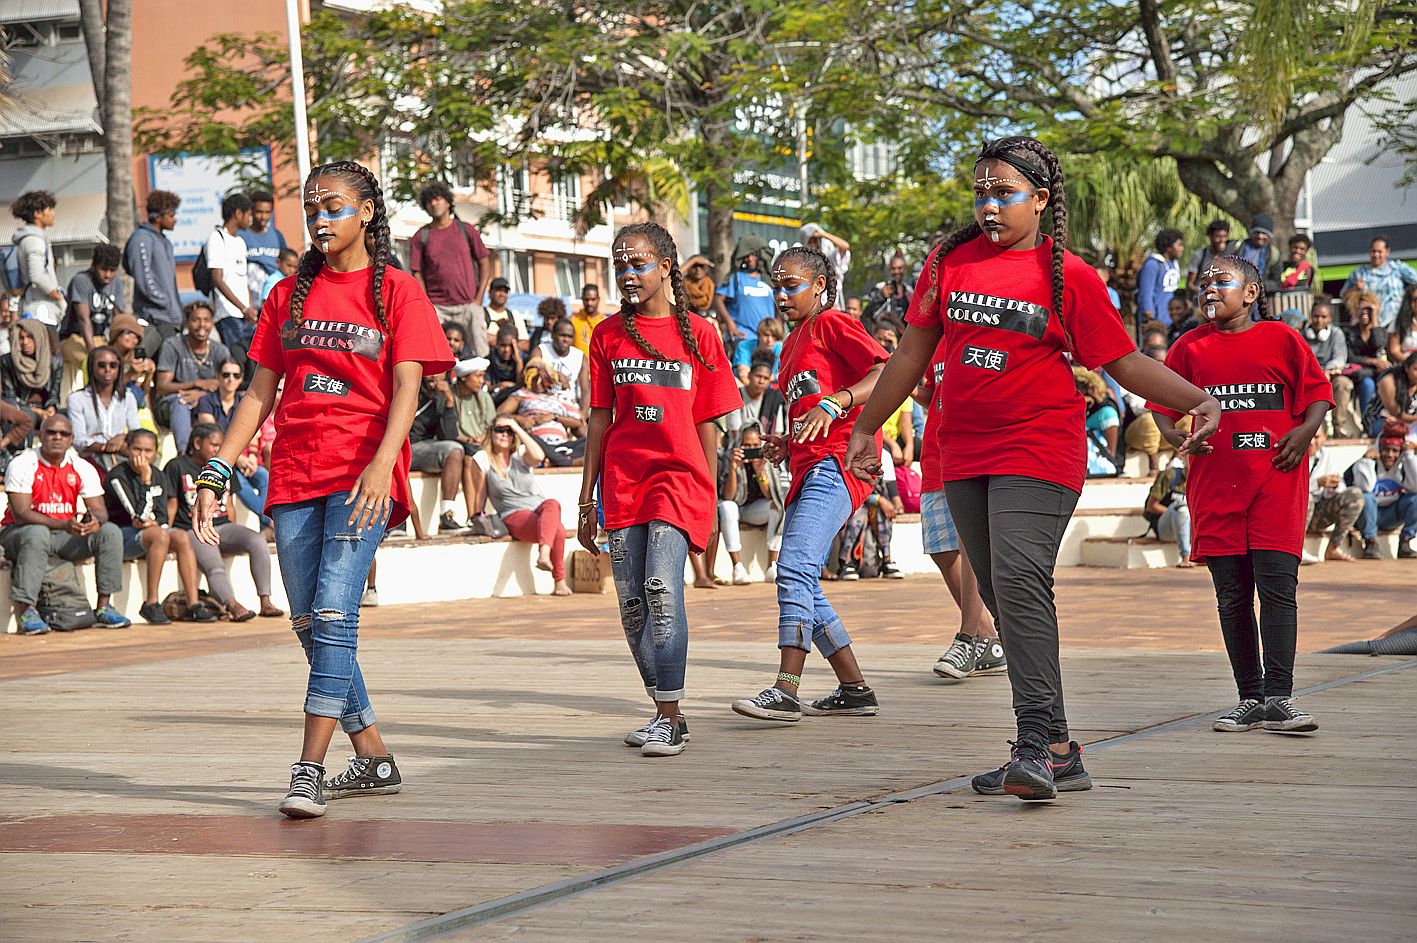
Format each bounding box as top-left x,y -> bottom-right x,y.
1356,374 -> 1377,419
232,465 -> 271,528
1375,492 -> 1417,540
216,316 -> 256,349
1157,502 -> 1191,557
776,459 -> 853,656
271,491 -> 386,732
608,520 -> 689,702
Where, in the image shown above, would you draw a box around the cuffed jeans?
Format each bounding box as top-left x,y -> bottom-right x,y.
1,522 -> 123,606
609,520 -> 690,701
272,492 -> 386,733
776,459 -> 853,657
944,475 -> 1079,745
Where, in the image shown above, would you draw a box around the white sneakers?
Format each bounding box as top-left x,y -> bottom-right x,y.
731,562 -> 752,585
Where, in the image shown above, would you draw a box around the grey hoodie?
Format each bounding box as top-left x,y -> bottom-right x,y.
122,221 -> 183,328
11,223 -> 60,323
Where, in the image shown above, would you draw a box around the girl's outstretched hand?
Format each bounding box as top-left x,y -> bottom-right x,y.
762,434 -> 788,465
844,430 -> 882,482
1177,397 -> 1221,455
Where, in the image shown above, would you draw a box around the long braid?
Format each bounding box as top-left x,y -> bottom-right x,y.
1007,138 -> 1068,324
283,243 -> 325,340
1223,255 -> 1272,320
344,162 -> 392,335
668,259 -> 713,369
918,223 -> 984,318
614,221 -> 712,365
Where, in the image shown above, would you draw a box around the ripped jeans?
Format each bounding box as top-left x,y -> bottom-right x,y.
608,520 -> 690,702
271,491 -> 386,733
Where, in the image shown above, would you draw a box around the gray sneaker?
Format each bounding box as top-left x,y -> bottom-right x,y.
323,754 -> 402,799
973,636 -> 1007,674
1262,696 -> 1318,733
624,716 -> 690,747
933,633 -> 980,679
1213,698 -> 1265,732
731,686 -> 802,722
278,762 -> 327,819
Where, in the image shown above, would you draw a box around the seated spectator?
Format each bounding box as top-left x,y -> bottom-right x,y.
1124,340 -> 1184,475
258,247 -> 299,307
1349,421 -> 1417,558
410,370 -> 469,533
497,364 -> 586,465
1075,367 -> 1119,476
1369,352 -> 1417,437
732,317 -> 785,384
444,321 -> 468,360
488,325 -> 525,406
107,315 -> 155,407
485,277 -> 517,341
1387,284 -> 1417,363
874,323 -> 915,466
0,414 -> 131,635
1166,294 -> 1202,343
526,296 -> 566,353
59,243 -> 125,400
155,301 -> 229,452
69,346 -> 142,470
533,315 -> 589,410
1345,293 -> 1388,425
0,399 -> 35,471
738,355 -> 788,437
1144,458 -> 1192,567
718,424 -> 785,585
1301,299 -> 1359,436
1306,426 -> 1367,561
195,358 -> 271,531
451,357 -> 495,529
474,419 -> 571,595
166,422 -> 281,620
838,447 -> 903,580
2,320 -> 60,424
104,428 -> 217,624
1272,234 -> 1316,318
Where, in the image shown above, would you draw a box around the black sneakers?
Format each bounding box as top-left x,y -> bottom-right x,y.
278,762 -> 327,819
802,684 -> 879,717
1000,736 -> 1056,801
324,755 -> 403,799
933,633 -> 979,679
1262,696 -> 1318,733
973,741 -> 1092,795
640,716 -> 687,756
624,715 -> 690,747
1399,539 -> 1416,559
1213,698 -> 1266,732
731,686 -> 802,722
138,602 -> 171,625
1363,538 -> 1383,560
973,636 -> 1007,674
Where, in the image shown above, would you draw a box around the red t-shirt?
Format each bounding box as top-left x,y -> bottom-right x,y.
905,235 -> 1136,494
1,448 -> 102,525
917,336 -> 951,493
779,308 -> 888,509
1149,321 -> 1332,558
409,221 -> 489,306
590,313 -> 741,552
249,266 -> 455,528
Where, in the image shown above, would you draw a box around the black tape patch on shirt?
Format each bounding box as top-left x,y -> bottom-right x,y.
611,358 -> 693,391
946,291 -> 1049,339
633,404 -> 664,423
1232,431 -> 1272,450
1205,383 -> 1285,412
960,345 -> 1009,372
783,369 -> 821,404
283,320 -> 385,362
303,373 -> 351,396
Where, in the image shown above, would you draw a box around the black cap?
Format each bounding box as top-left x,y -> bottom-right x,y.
490,277 -> 510,290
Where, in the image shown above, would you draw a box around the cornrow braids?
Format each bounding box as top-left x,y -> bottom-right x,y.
612,221 -> 713,368
772,245 -> 837,342
997,137 -> 1069,339
283,160 -> 392,341
918,222 -> 984,318
1219,255 -> 1272,321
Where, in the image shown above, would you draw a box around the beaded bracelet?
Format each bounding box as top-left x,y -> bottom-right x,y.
777,671 -> 801,686
194,461 -> 231,497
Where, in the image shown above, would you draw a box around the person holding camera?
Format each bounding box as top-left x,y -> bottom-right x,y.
718,423 -> 786,585
865,254 -> 912,324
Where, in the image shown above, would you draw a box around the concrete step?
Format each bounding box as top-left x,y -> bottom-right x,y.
1080,530 -> 1407,569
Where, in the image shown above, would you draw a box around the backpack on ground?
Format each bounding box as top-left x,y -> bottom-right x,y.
191,243 -> 214,295
37,560 -> 97,631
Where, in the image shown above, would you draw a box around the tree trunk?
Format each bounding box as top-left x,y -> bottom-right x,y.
701,122 -> 737,275
102,0 -> 135,249
77,0 -> 105,111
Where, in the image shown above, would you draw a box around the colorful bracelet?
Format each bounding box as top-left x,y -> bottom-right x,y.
194,461 -> 231,497
817,396 -> 845,420
777,671 -> 801,686
207,456 -> 233,476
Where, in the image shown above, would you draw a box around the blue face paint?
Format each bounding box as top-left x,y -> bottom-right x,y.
613,260 -> 658,278
773,280 -> 813,297
1202,280 -> 1244,291
305,203 -> 360,224
974,190 -> 1034,210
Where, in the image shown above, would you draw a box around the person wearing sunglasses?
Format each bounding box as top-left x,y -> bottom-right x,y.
196,358 -> 271,532
474,420 -> 571,595
68,346 -> 142,471
1,413 -> 131,635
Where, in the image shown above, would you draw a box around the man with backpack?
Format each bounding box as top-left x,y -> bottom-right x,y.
6,191 -> 65,327
123,190 -> 185,357
1,413 -> 131,635
410,182 -> 494,356
198,193 -> 256,350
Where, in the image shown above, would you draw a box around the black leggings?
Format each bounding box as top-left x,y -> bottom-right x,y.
1206,550 -> 1299,700
944,475 -> 1079,745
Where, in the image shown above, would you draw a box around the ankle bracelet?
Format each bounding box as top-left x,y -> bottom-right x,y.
776,672 -> 801,686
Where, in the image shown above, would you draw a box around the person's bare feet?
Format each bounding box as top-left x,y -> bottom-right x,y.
552,580 -> 573,596
536,548 -> 553,572
1325,546 -> 1355,562
1176,560 -> 1197,569
693,576 -> 717,589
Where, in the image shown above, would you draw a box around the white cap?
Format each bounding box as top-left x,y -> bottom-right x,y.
454,357 -> 490,378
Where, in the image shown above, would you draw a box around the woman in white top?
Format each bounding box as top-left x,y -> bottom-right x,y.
474,418 -> 572,595
1387,284 -> 1417,363
68,346 -> 141,470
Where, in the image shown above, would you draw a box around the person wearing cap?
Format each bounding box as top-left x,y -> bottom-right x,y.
485,276 -> 518,342
1237,213 -> 1281,294
798,222 -> 852,301
107,314 -> 156,408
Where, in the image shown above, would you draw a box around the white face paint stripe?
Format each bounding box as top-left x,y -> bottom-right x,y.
974,163 -> 1028,190
304,184 -> 356,204
1201,264 -> 1229,280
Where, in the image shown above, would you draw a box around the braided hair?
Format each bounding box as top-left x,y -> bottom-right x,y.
1217,255 -> 1272,321
613,222 -> 714,369
283,160 -> 393,341
919,137 -> 1069,333
770,245 -> 837,342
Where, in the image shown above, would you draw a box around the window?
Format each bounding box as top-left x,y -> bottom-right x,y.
554,257 -> 583,297
498,249 -> 531,293
550,172 -> 580,222
498,166 -> 532,218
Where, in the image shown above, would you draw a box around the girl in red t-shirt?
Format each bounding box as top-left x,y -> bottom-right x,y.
847,136 -> 1222,801
578,222 -> 741,758
193,161 -> 454,819
1152,255 -> 1331,736
729,246 -> 889,725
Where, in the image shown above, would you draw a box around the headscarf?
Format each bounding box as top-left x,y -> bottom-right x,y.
8,319 -> 52,390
